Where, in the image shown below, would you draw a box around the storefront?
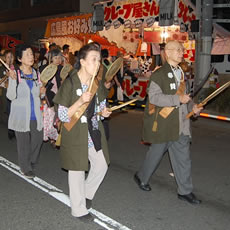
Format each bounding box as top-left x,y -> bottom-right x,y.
44,0 -> 197,105
95,0 -> 196,104
44,13 -> 125,65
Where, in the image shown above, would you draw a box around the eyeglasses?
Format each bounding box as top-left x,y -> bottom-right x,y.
166,48 -> 185,53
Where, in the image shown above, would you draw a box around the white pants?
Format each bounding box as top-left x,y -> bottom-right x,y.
68,147 -> 108,217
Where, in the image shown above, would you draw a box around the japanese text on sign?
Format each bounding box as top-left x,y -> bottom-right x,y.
50,16 -> 92,37
103,0 -> 196,32
178,1 -> 195,24
122,76 -> 149,101
104,0 -> 159,29
104,1 -> 159,20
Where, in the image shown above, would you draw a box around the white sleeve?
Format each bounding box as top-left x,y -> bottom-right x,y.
6,77 -> 17,100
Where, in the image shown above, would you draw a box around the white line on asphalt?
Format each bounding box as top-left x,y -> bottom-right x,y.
169,173 -> 174,177
0,155 -> 132,230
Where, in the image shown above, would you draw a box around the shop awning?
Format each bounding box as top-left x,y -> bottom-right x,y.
44,14 -> 124,56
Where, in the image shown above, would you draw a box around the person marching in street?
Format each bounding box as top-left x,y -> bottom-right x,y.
37,47 -> 48,71
62,44 -> 70,64
0,50 -> 16,137
134,40 -> 203,205
100,48 -> 112,140
6,44 -> 45,179
53,42 -> 111,222
40,49 -> 63,147
46,43 -> 57,64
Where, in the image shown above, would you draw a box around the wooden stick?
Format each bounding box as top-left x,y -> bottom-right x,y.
88,63 -> 99,92
89,63 -> 100,92
186,81 -> 230,119
202,81 -> 230,104
0,75 -> 8,85
0,58 -> 10,71
64,77 -> 99,131
109,98 -> 138,111
97,98 -> 138,115
48,53 -> 51,65
186,102 -> 206,119
88,75 -> 95,93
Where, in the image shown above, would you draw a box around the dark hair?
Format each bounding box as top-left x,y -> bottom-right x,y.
214,69 -> 218,75
101,49 -> 109,58
15,44 -> 32,65
103,59 -> 110,66
75,42 -> 101,71
63,44 -> 69,50
160,43 -> 166,51
74,50 -> 79,57
38,48 -> 47,62
3,50 -> 13,57
50,48 -> 62,59
49,43 -> 56,49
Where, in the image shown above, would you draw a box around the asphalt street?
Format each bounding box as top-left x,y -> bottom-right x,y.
0,109 -> 230,230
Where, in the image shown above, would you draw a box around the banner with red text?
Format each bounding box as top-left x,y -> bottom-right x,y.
103,0 -> 196,32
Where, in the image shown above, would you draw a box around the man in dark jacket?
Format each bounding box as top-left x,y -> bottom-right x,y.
134,40 -> 202,205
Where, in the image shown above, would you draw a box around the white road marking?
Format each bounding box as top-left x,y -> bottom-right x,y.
169,173 -> 174,177
0,155 -> 132,230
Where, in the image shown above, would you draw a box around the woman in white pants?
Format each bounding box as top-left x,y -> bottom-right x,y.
53,42 -> 111,222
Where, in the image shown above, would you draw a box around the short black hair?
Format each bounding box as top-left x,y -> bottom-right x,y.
39,48 -> 47,61
74,50 -> 79,57
15,43 -> 32,64
50,48 -> 62,59
63,44 -> 69,50
49,43 -> 56,49
101,49 -> 109,58
40,48 -> 47,56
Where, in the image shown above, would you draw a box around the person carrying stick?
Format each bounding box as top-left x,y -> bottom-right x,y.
53,42 -> 111,222
6,44 -> 45,179
134,40 -> 203,205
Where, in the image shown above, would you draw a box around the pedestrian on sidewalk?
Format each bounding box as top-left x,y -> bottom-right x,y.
53,42 -> 111,222
134,40 -> 203,205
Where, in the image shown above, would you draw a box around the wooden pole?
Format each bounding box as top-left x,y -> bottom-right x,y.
0,58 -> 10,71
88,63 -> 99,92
186,81 -> 230,118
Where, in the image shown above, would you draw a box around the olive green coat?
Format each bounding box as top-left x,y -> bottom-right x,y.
142,63 -> 180,144
53,69 -> 110,171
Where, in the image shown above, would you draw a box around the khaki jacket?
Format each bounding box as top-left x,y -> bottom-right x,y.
53,69 -> 109,171
142,63 -> 181,144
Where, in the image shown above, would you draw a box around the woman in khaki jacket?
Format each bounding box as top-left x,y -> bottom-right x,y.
53,42 -> 111,222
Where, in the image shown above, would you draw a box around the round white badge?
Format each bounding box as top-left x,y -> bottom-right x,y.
76,89 -> 82,96
168,72 -> 173,79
